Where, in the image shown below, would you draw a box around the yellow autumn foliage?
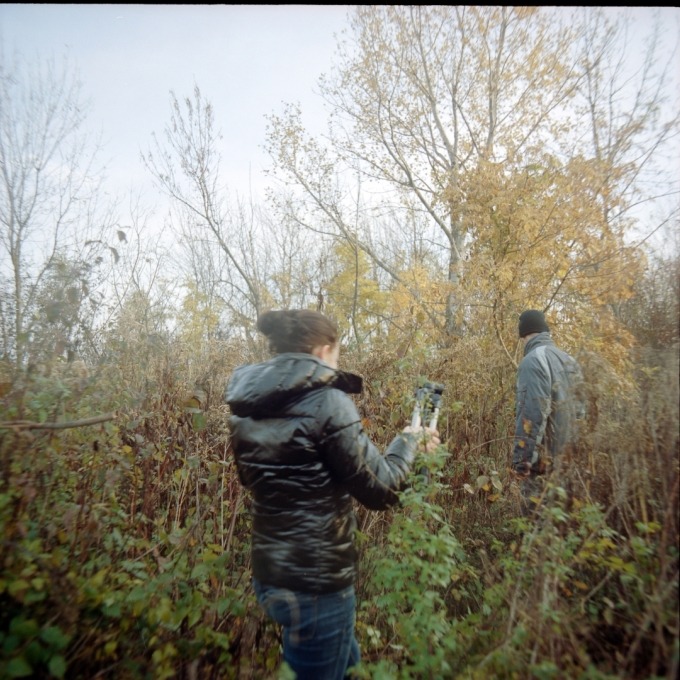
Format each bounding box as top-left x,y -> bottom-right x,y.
458,158 -> 643,371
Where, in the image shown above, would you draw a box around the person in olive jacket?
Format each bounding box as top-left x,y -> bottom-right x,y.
225,309 -> 439,680
512,309 -> 585,515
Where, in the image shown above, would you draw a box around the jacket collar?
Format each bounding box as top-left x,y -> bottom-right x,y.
524,331 -> 554,357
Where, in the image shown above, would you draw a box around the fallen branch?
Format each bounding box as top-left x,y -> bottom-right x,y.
0,412 -> 116,431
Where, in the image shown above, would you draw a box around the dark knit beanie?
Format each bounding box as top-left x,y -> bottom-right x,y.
518,309 -> 549,338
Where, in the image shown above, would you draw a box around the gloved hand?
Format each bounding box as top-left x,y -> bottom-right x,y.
512,461 -> 532,477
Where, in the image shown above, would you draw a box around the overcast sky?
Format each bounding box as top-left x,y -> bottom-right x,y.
1,4 -> 678,249
0,4 -> 354,204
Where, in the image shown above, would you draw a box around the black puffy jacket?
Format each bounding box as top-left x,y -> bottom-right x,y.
225,352 -> 418,594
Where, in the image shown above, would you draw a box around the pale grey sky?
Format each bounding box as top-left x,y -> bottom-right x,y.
0,4 -> 353,203
1,4 -> 678,250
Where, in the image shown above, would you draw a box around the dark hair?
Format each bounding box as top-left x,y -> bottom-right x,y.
257,309 -> 338,354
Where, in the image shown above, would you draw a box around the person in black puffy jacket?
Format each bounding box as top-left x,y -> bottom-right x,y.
225,309 -> 439,680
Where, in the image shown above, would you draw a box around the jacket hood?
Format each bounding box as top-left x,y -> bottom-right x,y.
225,352 -> 362,418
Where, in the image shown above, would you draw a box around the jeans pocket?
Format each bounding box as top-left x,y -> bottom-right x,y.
254,582 -> 318,644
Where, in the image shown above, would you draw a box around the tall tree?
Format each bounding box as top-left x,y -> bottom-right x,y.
267,7 -> 582,337
145,87 -> 335,345
265,7 -> 678,351
144,87 -> 271,341
0,47 -> 111,368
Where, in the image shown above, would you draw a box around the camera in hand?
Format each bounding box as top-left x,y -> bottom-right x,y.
411,380 -> 444,430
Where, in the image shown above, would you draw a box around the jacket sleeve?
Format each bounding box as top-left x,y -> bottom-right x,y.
316,389 -> 418,510
512,353 -> 552,471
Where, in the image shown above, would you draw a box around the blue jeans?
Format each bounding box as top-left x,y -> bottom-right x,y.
253,579 -> 361,680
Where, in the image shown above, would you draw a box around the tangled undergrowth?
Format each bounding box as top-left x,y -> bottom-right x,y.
0,337 -> 677,679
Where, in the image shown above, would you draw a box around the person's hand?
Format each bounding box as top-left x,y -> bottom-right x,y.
403,425 -> 441,454
512,461 -> 531,478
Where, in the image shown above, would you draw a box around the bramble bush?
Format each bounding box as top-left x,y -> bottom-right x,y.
0,332 -> 677,678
